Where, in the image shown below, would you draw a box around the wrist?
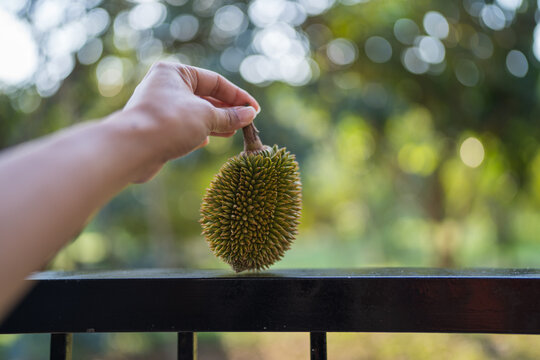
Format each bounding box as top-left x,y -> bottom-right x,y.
101,108 -> 163,182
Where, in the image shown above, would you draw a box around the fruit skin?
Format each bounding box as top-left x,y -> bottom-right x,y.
200,145 -> 302,272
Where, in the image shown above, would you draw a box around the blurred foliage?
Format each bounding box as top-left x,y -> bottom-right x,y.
2,0 -> 540,358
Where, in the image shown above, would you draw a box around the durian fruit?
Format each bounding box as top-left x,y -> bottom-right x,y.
200,123 -> 302,272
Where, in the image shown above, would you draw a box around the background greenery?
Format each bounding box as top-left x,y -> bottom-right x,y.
2,0 -> 540,358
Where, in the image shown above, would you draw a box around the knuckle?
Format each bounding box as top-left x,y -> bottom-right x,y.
178,65 -> 198,90
211,75 -> 223,97
208,105 -> 220,130
152,61 -> 172,70
226,108 -> 239,130
225,109 -> 235,130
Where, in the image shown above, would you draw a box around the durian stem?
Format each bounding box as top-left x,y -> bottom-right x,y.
242,123 -> 265,153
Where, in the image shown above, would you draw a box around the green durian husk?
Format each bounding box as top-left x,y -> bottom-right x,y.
200,145 -> 302,272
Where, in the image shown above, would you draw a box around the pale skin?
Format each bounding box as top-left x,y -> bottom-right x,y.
0,62 -> 260,320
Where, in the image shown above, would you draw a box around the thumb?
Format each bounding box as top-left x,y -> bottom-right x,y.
211,106 -> 256,133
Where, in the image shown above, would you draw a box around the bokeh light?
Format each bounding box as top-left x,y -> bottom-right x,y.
394,18 -> 420,45
402,48 -> 429,74
460,137 -> 485,168
480,4 -> 506,31
423,11 -> 449,39
417,36 -> 445,64
298,0 -> 335,15
470,32 -> 494,59
496,0 -> 522,11
170,15 -> 200,42
128,2 -> 166,30
505,50 -> 528,78
248,0 -> 287,27
0,8 -> 38,86
96,56 -> 125,97
84,7 -> 110,37
213,5 -> 247,36
364,36 -> 392,63
455,59 -> 480,87
77,38 -> 103,65
328,38 -> 358,65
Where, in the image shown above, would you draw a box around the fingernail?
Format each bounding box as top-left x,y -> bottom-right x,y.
245,102 -> 261,115
235,106 -> 257,124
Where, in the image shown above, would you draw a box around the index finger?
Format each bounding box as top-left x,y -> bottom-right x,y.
187,66 -> 260,112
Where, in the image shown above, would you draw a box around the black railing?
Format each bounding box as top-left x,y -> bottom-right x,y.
2,268 -> 540,359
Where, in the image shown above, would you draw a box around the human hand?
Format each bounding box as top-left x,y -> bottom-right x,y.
121,62 -> 259,182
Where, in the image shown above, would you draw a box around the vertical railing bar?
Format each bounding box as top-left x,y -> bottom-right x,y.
178,332 -> 197,360
310,332 -> 327,360
50,333 -> 73,360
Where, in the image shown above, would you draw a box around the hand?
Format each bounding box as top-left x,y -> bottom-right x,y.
121,61 -> 259,182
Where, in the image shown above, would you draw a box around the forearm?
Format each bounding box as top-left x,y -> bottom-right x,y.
0,108 -> 154,317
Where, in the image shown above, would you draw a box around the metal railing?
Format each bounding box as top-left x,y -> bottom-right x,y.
1,268 -> 540,359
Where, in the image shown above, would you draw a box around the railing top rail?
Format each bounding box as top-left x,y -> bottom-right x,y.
2,268 -> 540,335
28,267 -> 540,280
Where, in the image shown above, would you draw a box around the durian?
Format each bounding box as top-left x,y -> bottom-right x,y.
200,123 -> 302,272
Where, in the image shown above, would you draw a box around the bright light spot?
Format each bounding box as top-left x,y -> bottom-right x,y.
32,0 -> 65,31
36,71 -> 61,97
364,36 -> 392,63
279,55 -> 312,86
506,50 -> 528,77
0,0 -> 29,13
480,4 -> 506,31
455,59 -> 480,87
193,0 -> 221,17
402,48 -> 429,74
239,55 -> 273,84
496,0 -> 522,11
464,0 -> 484,17
280,2 -> 307,26
248,0 -> 286,27
114,11 -> 140,51
470,32 -> 494,59
96,56 -> 124,97
214,5 -> 245,35
327,38 -> 358,65
394,18 -> 419,45
239,52 -> 312,86
298,0 -> 335,15
137,38 -> 163,64
15,89 -> 41,114
0,9 -> 38,86
46,22 -> 87,57
72,232 -> 107,264
398,144 -> 438,176
255,25 -> 293,58
77,38 -> 103,65
534,24 -> 540,62
253,23 -> 309,62
417,36 -> 445,64
47,54 -> 75,81
460,137 -> 485,168
128,2 -> 166,30
220,47 -> 244,72
170,14 -> 199,42
423,11 -> 449,39
83,7 -> 110,37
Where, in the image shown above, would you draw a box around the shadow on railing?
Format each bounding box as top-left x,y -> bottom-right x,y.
2,268 -> 540,359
